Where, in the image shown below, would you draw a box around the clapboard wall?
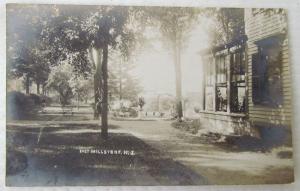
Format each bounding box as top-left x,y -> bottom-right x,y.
244,9 -> 292,127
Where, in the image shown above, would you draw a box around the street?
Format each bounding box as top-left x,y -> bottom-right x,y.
6,114 -> 293,185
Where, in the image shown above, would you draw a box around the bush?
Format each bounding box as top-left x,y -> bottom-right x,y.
29,94 -> 42,105
112,107 -> 138,118
39,94 -> 52,106
6,150 -> 28,175
194,106 -> 201,113
128,108 -> 138,117
7,91 -> 44,120
171,119 -> 202,134
277,151 -> 293,159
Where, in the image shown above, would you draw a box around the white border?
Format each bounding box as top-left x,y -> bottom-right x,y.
1,0 -> 300,191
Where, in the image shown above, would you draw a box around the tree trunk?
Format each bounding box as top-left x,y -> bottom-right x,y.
119,81 -> 122,101
37,82 -> 40,94
77,92 -> 79,110
119,60 -> 122,101
25,74 -> 30,95
42,83 -> 45,95
94,74 -> 100,119
174,45 -> 183,121
88,47 -> 102,119
101,44 -> 109,139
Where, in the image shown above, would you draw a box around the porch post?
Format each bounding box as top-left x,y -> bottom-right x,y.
213,55 -> 217,112
227,49 -> 231,113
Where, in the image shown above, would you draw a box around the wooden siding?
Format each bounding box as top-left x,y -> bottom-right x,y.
245,9 -> 292,127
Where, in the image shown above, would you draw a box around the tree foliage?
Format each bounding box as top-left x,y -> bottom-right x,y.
7,5 -> 58,94
40,5 -> 142,138
47,63 -> 74,106
205,8 -> 244,46
109,51 -> 142,102
69,75 -> 94,103
148,7 -> 200,50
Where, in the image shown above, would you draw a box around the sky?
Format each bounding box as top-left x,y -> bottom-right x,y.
132,20 -> 211,97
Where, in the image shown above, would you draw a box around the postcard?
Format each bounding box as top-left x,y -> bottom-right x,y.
5,3 -> 295,186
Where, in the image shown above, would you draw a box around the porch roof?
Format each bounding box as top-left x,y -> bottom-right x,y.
199,35 -> 247,56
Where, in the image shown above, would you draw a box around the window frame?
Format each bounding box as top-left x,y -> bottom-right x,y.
252,35 -> 284,108
201,37 -> 247,114
215,53 -> 228,112
230,48 -> 247,113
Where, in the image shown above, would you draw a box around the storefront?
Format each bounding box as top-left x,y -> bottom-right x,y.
199,9 -> 292,141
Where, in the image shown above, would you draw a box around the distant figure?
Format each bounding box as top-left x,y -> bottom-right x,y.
138,97 -> 145,111
41,99 -> 46,107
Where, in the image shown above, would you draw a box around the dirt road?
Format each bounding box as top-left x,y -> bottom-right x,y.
6,116 -> 294,185
109,119 -> 294,185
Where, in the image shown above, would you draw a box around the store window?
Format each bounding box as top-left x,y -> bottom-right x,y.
216,54 -> 228,112
204,56 -> 214,111
202,42 -> 247,114
230,50 -> 246,113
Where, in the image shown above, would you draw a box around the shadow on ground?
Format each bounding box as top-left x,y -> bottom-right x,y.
214,135 -> 292,153
177,131 -> 292,153
6,124 -> 208,186
32,114 -> 93,121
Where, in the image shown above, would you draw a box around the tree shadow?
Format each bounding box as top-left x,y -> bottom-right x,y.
6,125 -> 208,186
32,114 -> 93,121
214,134 -> 291,153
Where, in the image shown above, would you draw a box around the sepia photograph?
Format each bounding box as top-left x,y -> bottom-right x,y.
5,3 -> 294,186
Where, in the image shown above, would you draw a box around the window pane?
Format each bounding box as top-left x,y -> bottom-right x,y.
231,83 -> 246,112
216,86 -> 227,112
216,55 -> 227,83
230,48 -> 246,113
205,57 -> 214,86
231,51 -> 245,82
205,86 -> 214,111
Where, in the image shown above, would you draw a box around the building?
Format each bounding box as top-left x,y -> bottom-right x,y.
199,9 -> 292,143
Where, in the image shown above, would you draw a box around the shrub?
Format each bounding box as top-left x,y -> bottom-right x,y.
128,108 -> 138,117
29,94 -> 42,105
112,107 -> 138,118
39,94 -> 52,106
171,119 -> 202,134
190,119 -> 201,134
194,106 -> 201,113
6,150 -> 28,175
7,91 -> 42,120
277,151 -> 293,159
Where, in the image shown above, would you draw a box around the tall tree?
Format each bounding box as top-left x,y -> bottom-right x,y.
109,51 -> 142,102
7,5 -> 55,94
146,7 -> 200,121
9,5 -> 144,139
85,7 -> 137,138
42,5 -> 139,138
